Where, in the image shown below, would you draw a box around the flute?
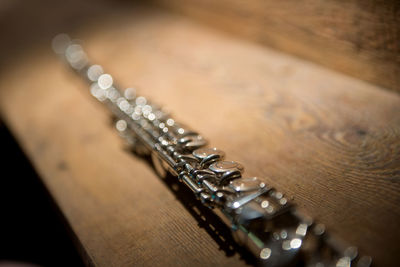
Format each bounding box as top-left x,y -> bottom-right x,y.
52,34 -> 372,267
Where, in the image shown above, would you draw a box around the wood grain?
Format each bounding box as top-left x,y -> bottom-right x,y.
0,1 -> 400,266
152,0 -> 400,92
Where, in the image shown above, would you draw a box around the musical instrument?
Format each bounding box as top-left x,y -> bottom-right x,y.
52,33 -> 373,267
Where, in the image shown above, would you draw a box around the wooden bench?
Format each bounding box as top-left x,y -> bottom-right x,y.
0,0 -> 399,266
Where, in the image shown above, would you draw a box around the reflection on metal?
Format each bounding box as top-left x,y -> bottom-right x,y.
87,64 -> 103,82
98,74 -> 113,90
53,34 -> 372,267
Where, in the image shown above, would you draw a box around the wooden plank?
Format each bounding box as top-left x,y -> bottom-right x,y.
153,0 -> 400,92
0,2 -> 400,267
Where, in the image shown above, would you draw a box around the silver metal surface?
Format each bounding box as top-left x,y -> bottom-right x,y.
53,34 -> 371,267
209,160 -> 244,173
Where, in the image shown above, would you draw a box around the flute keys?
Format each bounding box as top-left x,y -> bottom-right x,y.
65,43 -> 88,70
208,160 -> 243,185
193,147 -> 225,167
55,37 -> 368,266
123,87 -> 136,101
178,134 -> 207,151
115,119 -> 127,132
87,64 -> 103,82
193,147 -> 225,159
52,33 -> 71,54
229,177 -> 265,193
209,160 -> 244,174
98,73 -> 113,89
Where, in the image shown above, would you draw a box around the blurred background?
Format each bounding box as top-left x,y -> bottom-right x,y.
0,0 -> 399,92
0,0 -> 399,266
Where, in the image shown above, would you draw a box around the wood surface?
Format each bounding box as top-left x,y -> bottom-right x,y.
152,0 -> 400,92
0,1 -> 400,266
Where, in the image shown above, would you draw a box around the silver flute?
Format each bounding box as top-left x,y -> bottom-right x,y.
52,34 -> 372,267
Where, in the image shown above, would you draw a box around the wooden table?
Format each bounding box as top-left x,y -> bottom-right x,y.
0,1 -> 399,266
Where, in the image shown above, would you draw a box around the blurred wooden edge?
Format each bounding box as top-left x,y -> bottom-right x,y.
151,0 -> 400,92
0,2 -> 399,267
